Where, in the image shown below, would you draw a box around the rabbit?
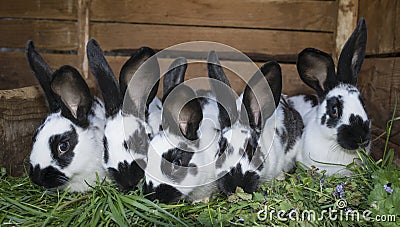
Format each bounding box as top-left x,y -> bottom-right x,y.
86,39 -> 162,192
143,57 -> 221,203
27,40 -> 106,192
208,51 -> 304,195
289,18 -> 371,176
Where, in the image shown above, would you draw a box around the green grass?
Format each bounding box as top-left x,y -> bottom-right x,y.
1,152 -> 399,226
1,108 -> 399,226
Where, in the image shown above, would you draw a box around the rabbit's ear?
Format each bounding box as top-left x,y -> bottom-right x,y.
120,47 -> 160,120
26,40 -> 59,112
87,39 -> 120,117
163,57 -> 187,99
51,66 -> 93,128
207,50 -> 238,129
241,61 -> 281,131
162,85 -> 202,140
337,18 -> 367,86
297,48 -> 337,97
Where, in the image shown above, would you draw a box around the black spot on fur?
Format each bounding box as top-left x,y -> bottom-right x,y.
108,159 -> 146,192
321,114 -> 327,125
143,181 -> 183,203
126,123 -> 149,155
244,130 -> 260,160
216,134 -> 235,169
337,114 -> 370,150
103,137 -> 109,164
49,126 -> 77,168
280,100 -> 304,153
29,164 -> 68,189
161,146 -> 195,183
304,94 -> 319,107
217,163 -> 260,195
325,97 -> 343,128
123,140 -> 128,150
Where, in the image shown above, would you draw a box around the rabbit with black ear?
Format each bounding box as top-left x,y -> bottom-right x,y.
87,39 -> 162,192
289,18 -> 370,175
27,40 -> 106,192
143,57 -> 221,203
208,51 -> 304,195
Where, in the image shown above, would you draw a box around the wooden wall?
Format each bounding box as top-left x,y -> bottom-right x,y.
0,0 -> 398,175
358,0 -> 400,163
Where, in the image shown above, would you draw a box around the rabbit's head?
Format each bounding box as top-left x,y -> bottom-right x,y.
27,41 -> 106,192
207,51 -> 282,195
297,18 -> 370,151
87,39 -> 160,192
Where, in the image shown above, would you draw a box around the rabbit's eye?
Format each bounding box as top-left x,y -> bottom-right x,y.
57,141 -> 70,154
329,105 -> 339,118
173,159 -> 182,167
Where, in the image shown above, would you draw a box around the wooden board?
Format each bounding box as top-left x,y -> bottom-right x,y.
0,0 -> 77,20
359,0 -> 400,54
0,20 -> 78,50
90,0 -> 336,32
0,52 -> 79,90
90,23 -> 333,57
358,57 -> 400,146
0,86 -> 47,176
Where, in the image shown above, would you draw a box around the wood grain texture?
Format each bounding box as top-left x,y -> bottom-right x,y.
0,52 -> 79,90
359,0 -> 399,54
101,55 -> 313,97
0,86 -> 47,176
90,23 -> 333,56
358,57 -> 400,146
0,20 -> 78,50
334,0 -> 358,62
90,0 -> 336,32
0,0 -> 77,20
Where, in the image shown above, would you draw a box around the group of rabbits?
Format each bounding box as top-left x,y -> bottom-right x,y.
27,18 -> 371,203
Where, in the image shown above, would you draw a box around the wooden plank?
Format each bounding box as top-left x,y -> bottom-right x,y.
0,86 -> 47,176
370,128 -> 400,165
358,57 -> 400,146
0,0 -> 77,20
0,52 -> 79,90
102,56 -> 312,98
91,23 -> 333,56
90,0 -> 336,32
359,0 -> 399,54
77,0 -> 90,79
0,20 -> 78,50
396,1 -> 400,52
334,0 -> 358,63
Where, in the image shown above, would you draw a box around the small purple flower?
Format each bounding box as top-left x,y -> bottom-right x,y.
384,184 -> 393,194
320,178 -> 325,187
345,207 -> 352,214
238,218 -> 244,223
334,184 -> 345,198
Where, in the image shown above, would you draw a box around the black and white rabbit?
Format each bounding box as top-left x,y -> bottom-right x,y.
208,51 -> 304,195
27,41 -> 106,192
87,39 -> 162,192
290,18 -> 371,175
143,57 -> 221,203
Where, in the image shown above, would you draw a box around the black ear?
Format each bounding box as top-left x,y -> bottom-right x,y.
162,85 -> 202,140
241,61 -> 282,131
87,39 -> 120,117
51,66 -> 93,128
296,48 -> 337,97
120,47 -> 160,120
207,50 -> 238,129
26,40 -> 59,112
337,18 -> 367,85
162,57 -> 187,100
